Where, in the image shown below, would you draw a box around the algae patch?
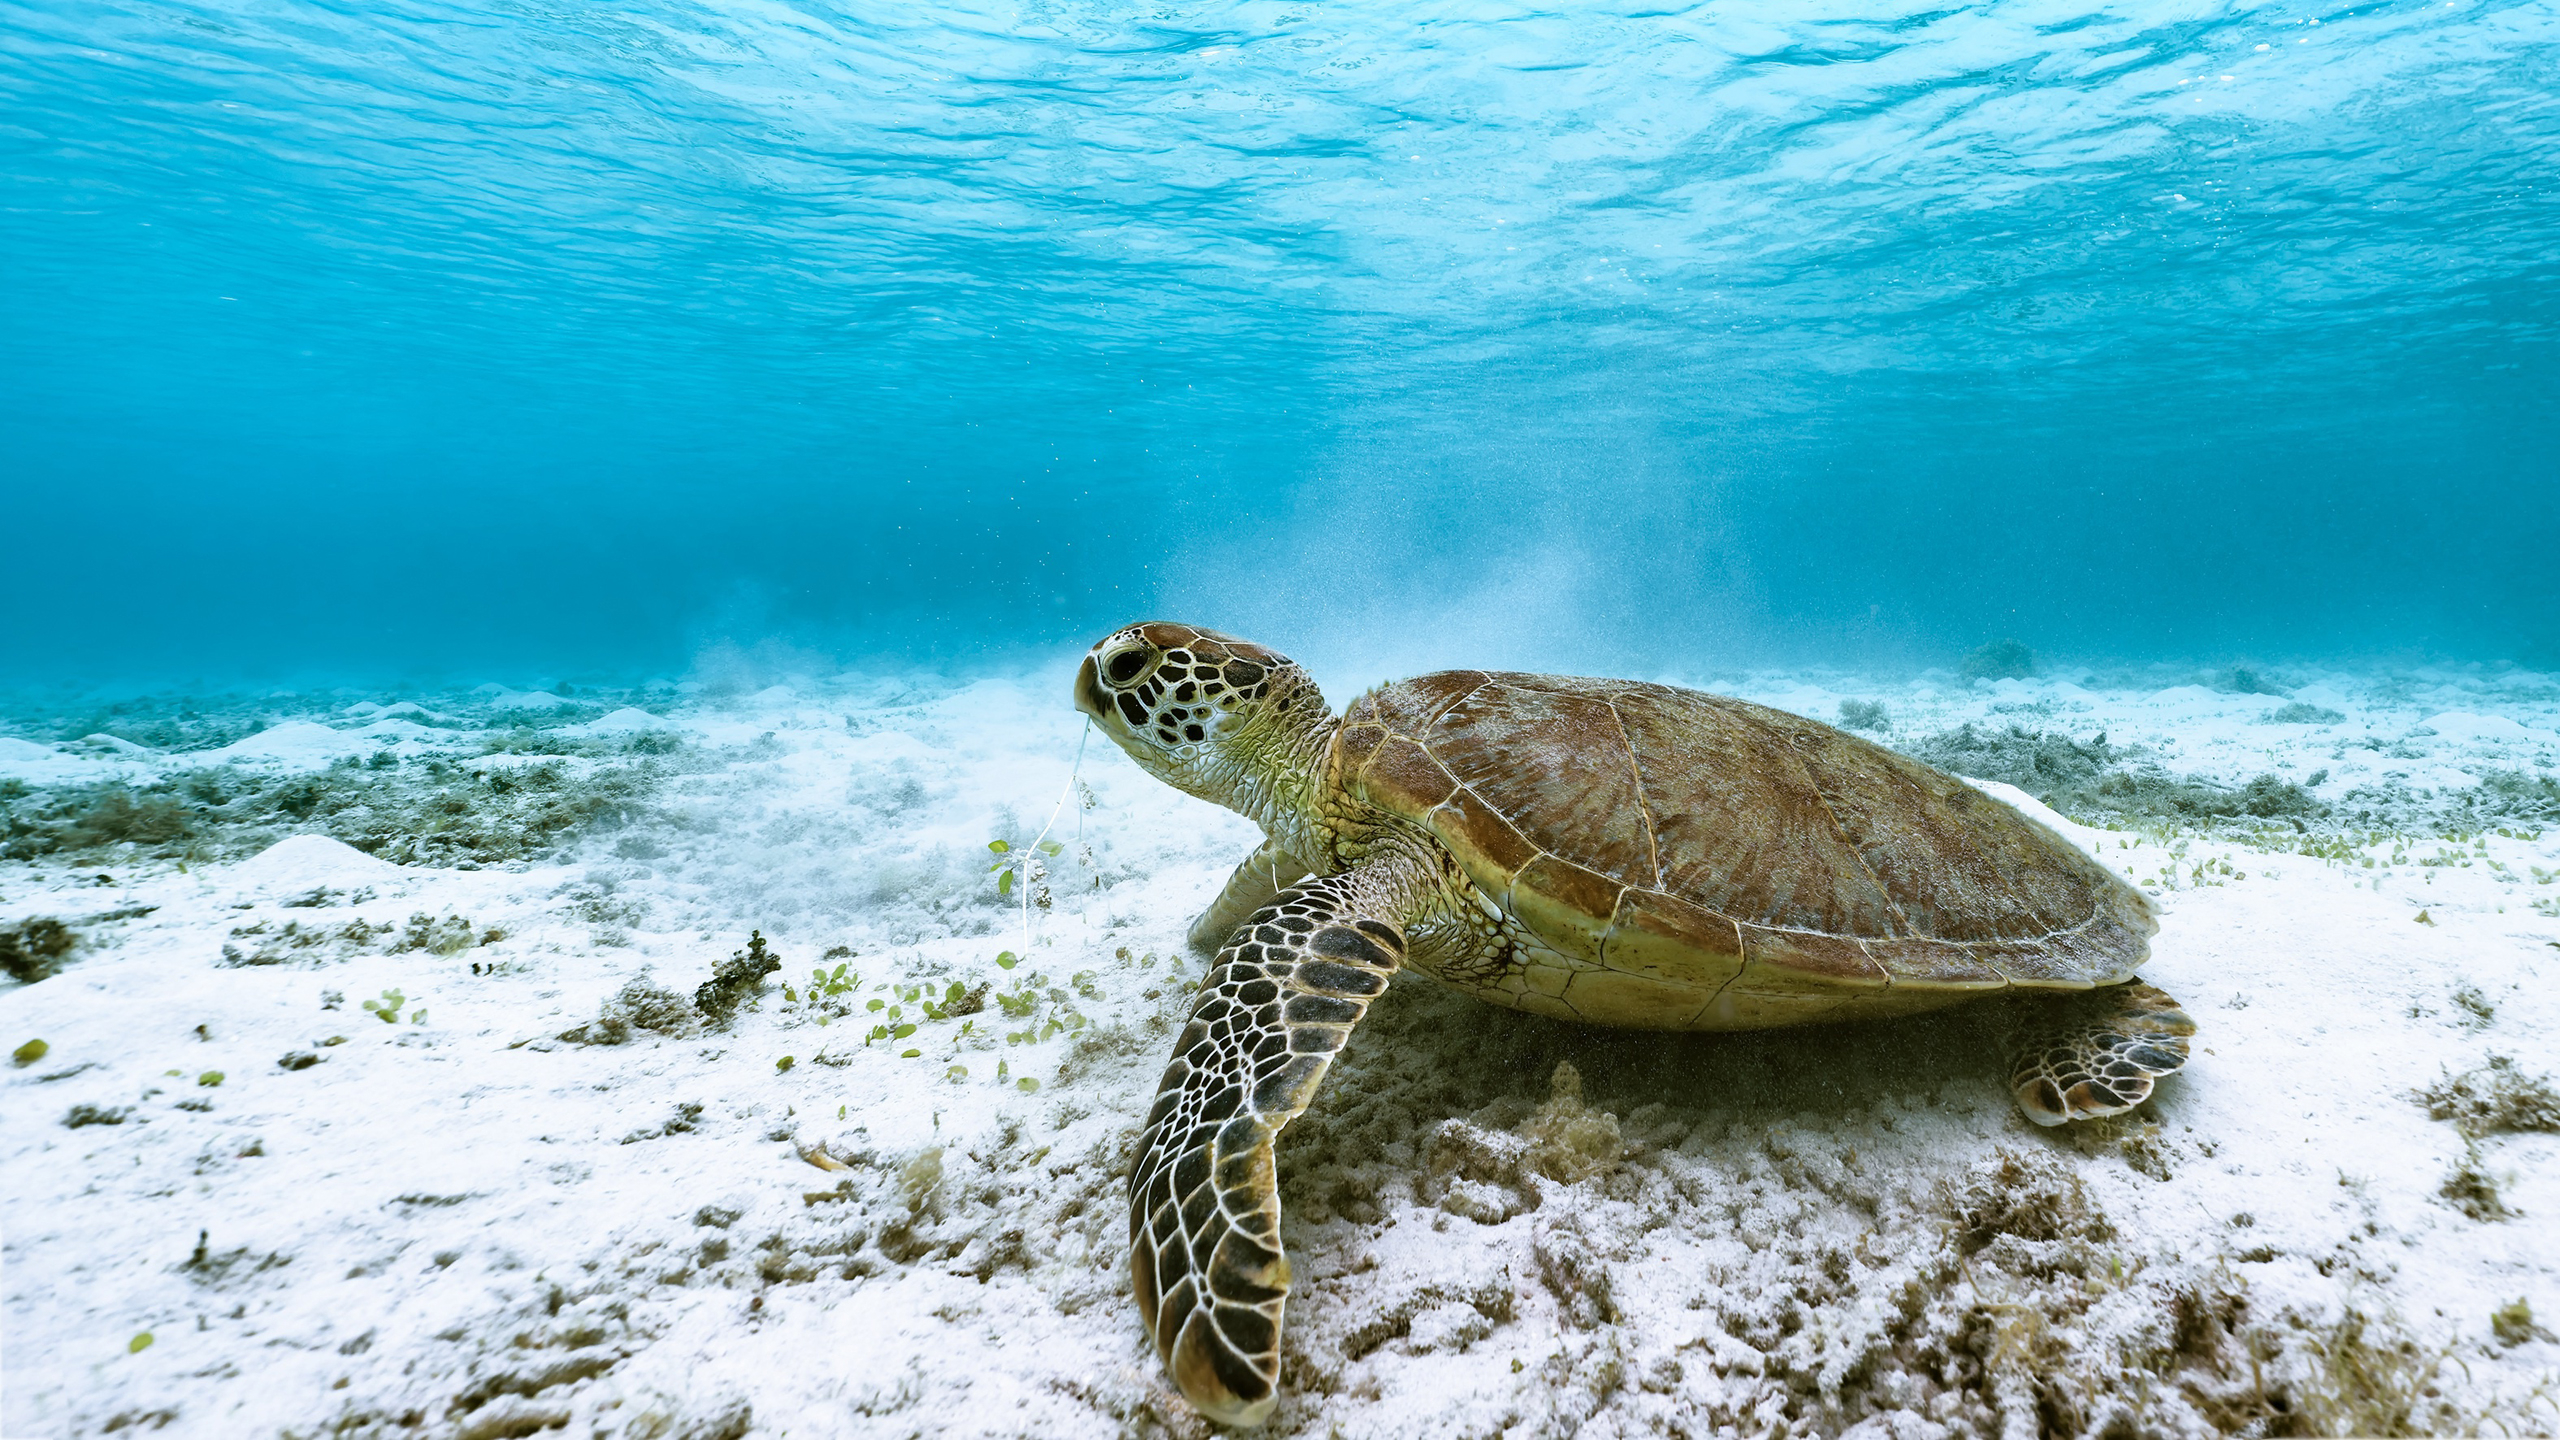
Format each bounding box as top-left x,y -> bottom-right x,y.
2417,1056 -> 2560,1138
1897,724 -> 2324,829
1,917 -> 76,983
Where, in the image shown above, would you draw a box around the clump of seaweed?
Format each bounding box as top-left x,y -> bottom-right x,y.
695,931 -> 781,1025
2418,1056 -> 2560,1139
562,976 -> 701,1045
2227,773 -> 2325,820
1903,723 -> 2122,793
62,789 -> 196,848
1837,698 -> 1891,733
2330,767 -> 2560,831
2263,701 -> 2346,725
218,916 -> 388,968
2215,666 -> 2288,696
1962,638 -> 2037,681
391,912 -> 485,957
1898,724 -> 2326,829
1,918 -> 76,984
1945,1149 -> 2115,1260
2472,769 -> 2560,824
2,785 -> 197,860
2295,1306 -> 2457,1437
2441,1144 -> 2512,1221
2,751 -> 670,866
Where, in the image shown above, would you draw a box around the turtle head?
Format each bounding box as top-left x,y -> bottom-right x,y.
1075,623 -> 1329,815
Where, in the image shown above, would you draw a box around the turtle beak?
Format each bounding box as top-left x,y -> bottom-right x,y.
1074,654 -> 1109,722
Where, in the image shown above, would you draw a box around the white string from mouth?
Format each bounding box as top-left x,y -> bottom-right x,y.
1017,718 -> 1092,949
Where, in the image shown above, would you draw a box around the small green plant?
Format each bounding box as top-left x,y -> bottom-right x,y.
987,837 -> 1063,898
128,1332 -> 153,1354
196,1070 -> 224,1087
360,989 -> 411,1024
995,949 -> 1019,970
2492,1297 -> 2549,1346
787,962 -> 859,1006
916,980 -> 971,1020
775,1055 -> 795,1073
12,1038 -> 47,1067
1017,1077 -> 1040,1093
786,961 -> 860,1026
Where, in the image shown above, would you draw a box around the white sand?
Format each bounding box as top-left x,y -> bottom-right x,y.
3,663 -> 2555,1438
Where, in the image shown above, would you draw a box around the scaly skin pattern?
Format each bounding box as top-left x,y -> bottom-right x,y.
2006,981 -> 2197,1125
1126,845 -> 1435,1426
1073,623 -> 2193,1425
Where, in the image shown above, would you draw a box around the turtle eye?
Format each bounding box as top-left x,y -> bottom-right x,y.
1104,645 -> 1155,687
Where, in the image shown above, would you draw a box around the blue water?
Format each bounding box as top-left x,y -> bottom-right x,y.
5,0 -> 2556,684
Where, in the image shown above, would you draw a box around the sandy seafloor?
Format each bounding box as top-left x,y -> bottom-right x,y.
3,660 -> 2557,1440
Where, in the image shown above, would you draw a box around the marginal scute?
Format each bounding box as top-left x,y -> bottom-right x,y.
1863,937 -> 2008,989
1735,925 -> 1889,988
1973,936 -> 2109,988
1602,889 -> 1746,991
1608,888 -> 1737,960
1508,856 -> 1625,963
1558,966 -> 1727,1027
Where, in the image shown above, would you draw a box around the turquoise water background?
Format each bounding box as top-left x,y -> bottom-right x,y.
5,0 -> 2556,683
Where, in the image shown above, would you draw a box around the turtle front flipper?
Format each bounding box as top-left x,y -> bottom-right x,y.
2006,980 -> 2197,1125
1187,840 -> 1314,954
1133,871 -> 1407,1426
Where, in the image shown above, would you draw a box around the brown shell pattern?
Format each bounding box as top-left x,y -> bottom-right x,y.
1335,672 -> 2156,992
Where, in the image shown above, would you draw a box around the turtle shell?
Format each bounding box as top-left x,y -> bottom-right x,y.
1331,672 -> 2154,1025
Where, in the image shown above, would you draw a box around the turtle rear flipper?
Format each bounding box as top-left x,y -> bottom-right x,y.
2007,980 -> 2196,1126
1132,869 -> 1409,1427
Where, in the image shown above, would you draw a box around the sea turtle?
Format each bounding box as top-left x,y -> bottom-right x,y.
1074,623 -> 2195,1426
